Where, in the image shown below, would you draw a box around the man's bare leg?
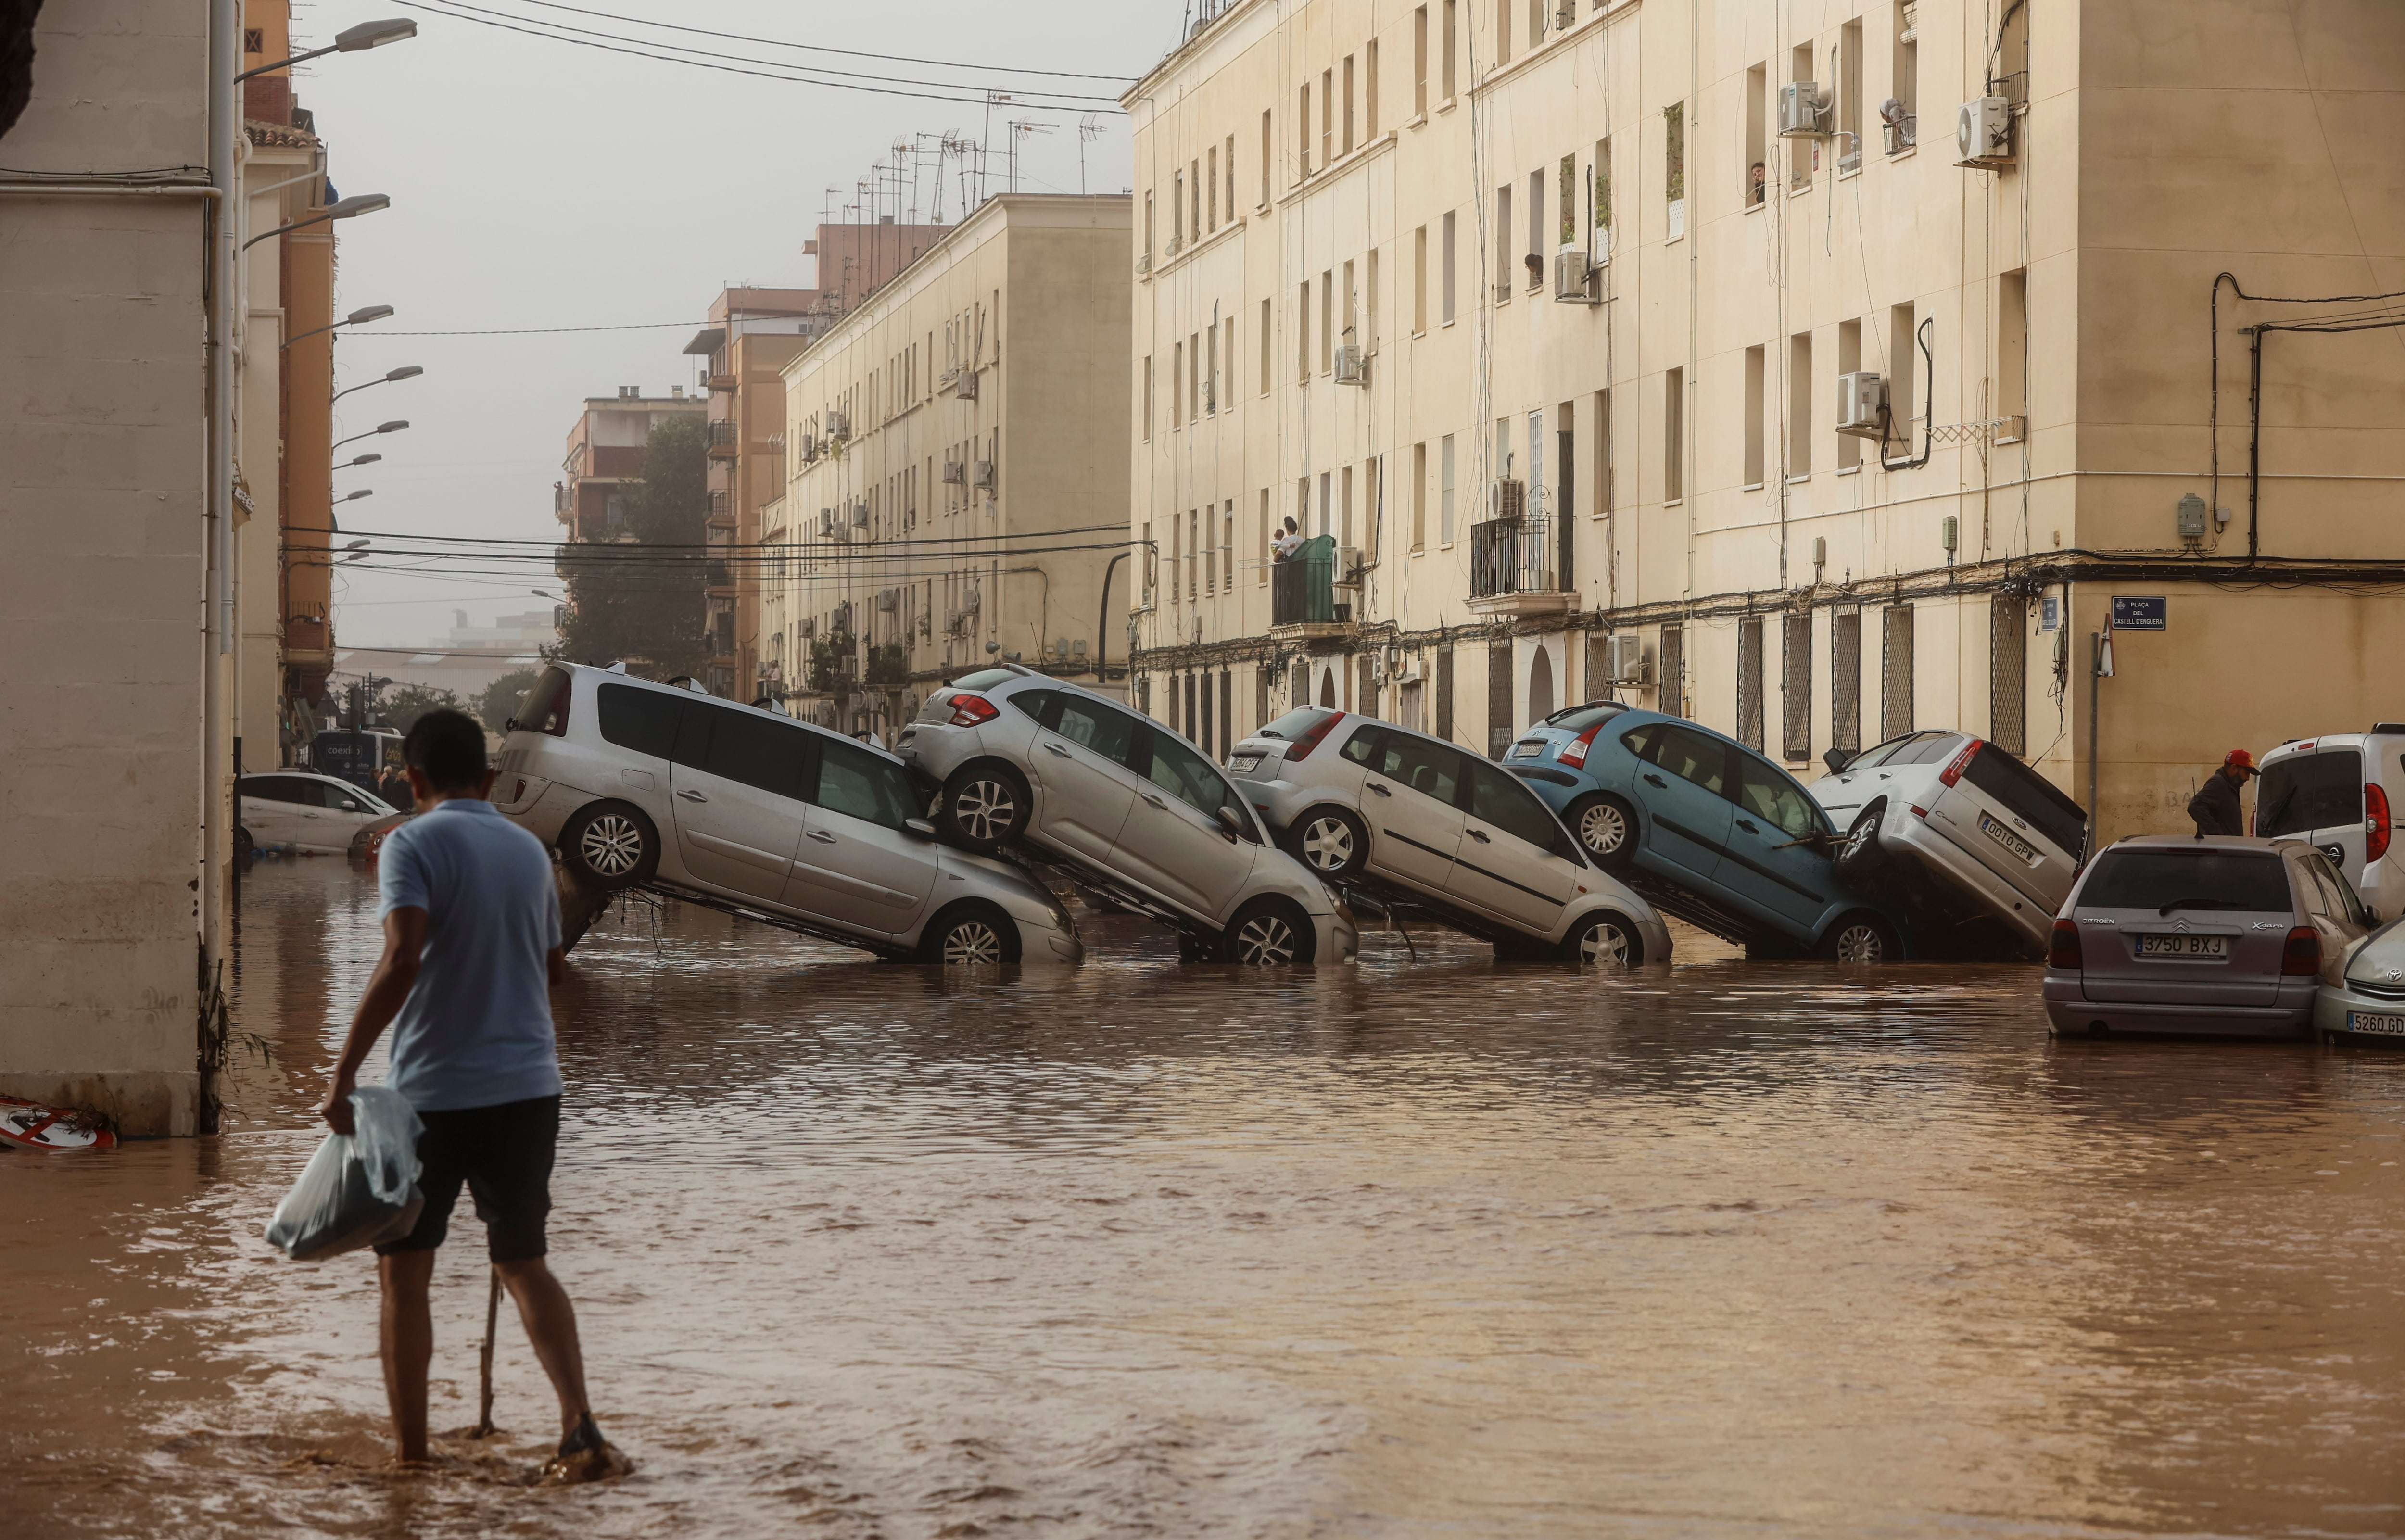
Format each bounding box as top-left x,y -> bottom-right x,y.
377,1250 -> 439,1462
496,1256 -> 590,1442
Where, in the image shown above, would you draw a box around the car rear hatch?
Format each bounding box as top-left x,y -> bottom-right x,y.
1227,706 -> 1343,786
2071,846 -> 2295,1005
1503,704 -> 1628,771
1925,738 -> 2088,910
2255,739 -> 2365,871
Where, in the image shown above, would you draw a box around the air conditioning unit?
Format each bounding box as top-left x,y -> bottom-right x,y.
796,617 -> 816,640
1334,545 -> 1364,587
1165,234 -> 1184,256
796,433 -> 817,461
825,410 -> 850,438
876,588 -> 899,613
953,368 -> 979,401
1835,371 -> 1887,438
850,500 -> 870,527
1956,96 -> 2013,167
940,458 -> 966,486
1137,252 -> 1152,274
1603,632 -> 1648,685
973,459 -> 996,491
1334,344 -> 1368,386
817,508 -> 836,536
1780,81 -> 1831,138
1553,249 -> 1599,304
1553,0 -> 1575,28
1490,477 -> 1527,521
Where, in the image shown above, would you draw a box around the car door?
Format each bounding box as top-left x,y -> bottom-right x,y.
665,700 -> 813,900
1445,757 -> 1581,935
1342,725 -> 1466,896
2256,745 -> 2363,873
783,736 -> 944,936
1624,723 -> 1737,883
238,776 -> 304,845
1114,727 -> 1262,923
1025,692 -> 1144,865
314,777 -> 386,844
1718,754 -> 1841,937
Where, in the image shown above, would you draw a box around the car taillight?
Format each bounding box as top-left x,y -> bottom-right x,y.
1282,710 -> 1346,762
1938,737 -> 1984,788
948,694 -> 1000,727
2368,783 -> 2392,863
2281,925 -> 2322,976
1557,721 -> 1608,770
2048,918 -> 2083,970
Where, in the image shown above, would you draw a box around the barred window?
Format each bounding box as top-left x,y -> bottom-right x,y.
1487,642 -> 1515,758
1881,604 -> 1915,740
1990,593 -> 2028,756
1435,645 -> 1455,740
1736,617 -> 1765,752
1830,610 -> 1862,753
1659,626 -> 1684,718
1781,612 -> 1811,762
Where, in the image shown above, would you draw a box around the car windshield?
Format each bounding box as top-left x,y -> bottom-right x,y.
2255,748 -> 2362,839
1258,707 -> 1337,742
1842,732 -> 1935,771
2079,850 -> 2292,914
1544,703 -> 1628,734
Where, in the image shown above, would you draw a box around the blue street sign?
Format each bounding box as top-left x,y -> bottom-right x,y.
2039,595 -> 2059,632
2110,595 -> 2167,631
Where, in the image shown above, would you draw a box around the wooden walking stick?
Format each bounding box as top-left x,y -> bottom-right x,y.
472,1264 -> 501,1438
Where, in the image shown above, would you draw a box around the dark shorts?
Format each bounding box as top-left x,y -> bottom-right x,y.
374,1094 -> 559,1263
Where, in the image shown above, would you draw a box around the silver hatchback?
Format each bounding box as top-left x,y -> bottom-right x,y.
2044,835 -> 2371,1038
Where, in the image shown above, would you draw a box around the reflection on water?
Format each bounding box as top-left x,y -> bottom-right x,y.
7,860 -> 2405,1537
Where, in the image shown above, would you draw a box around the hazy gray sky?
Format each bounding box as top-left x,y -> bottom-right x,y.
306,0 -> 1170,647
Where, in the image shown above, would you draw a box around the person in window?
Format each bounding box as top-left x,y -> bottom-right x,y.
1749,162 -> 1766,205
1272,516 -> 1304,561
2188,749 -> 2255,836
1523,252 -> 1544,287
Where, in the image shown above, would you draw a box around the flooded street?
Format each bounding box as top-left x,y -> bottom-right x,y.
10,860 -> 2405,1538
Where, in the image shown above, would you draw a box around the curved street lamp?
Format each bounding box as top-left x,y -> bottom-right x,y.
243,192 -> 390,252
338,452 -> 382,470
333,420 -> 408,452
285,303 -> 393,351
333,364 -> 423,403
236,19 -> 418,82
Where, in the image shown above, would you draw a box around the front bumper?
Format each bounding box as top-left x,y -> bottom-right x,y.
2043,974 -> 2315,1037
2314,983 -> 2405,1043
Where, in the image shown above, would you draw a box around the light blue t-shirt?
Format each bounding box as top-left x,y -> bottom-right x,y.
375,800 -> 564,1112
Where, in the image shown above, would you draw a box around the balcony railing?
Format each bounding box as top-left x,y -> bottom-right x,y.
706,419 -> 738,455
1469,516 -> 1555,598
1271,536 -> 1338,626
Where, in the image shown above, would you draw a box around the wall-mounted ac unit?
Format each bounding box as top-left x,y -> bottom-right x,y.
796,433 -> 817,461
796,617 -> 816,640
973,459 -> 996,491
850,500 -> 870,527
817,508 -> 836,535
953,368 -> 979,401
1553,0 -> 1575,29
1603,632 -> 1649,685
1956,96 -> 2013,167
941,459 -> 966,486
1137,252 -> 1152,274
1490,477 -> 1527,521
1835,371 -> 1887,438
1334,344 -> 1368,385
1780,81 -> 1832,138
876,588 -> 899,613
1553,249 -> 1600,304
825,410 -> 850,438
1334,545 -> 1364,587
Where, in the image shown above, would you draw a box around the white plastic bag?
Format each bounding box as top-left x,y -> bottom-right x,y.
264,1086 -> 426,1261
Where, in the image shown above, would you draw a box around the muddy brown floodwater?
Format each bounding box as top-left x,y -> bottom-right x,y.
9,860 -> 2405,1537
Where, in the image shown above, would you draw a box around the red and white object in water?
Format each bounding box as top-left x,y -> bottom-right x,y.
0,1097 -> 118,1152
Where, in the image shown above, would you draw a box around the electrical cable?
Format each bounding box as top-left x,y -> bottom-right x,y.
499,0 -> 1137,81
370,320 -> 709,336
286,522 -> 1132,549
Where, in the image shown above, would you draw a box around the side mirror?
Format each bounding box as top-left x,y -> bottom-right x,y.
1822,747 -> 1854,774
503,717 -> 518,733
1214,804 -> 1247,841
904,817 -> 938,839
340,800 -> 359,811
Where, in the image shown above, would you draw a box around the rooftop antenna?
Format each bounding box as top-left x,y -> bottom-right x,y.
1008,119 -> 1054,194
1077,114 -> 1105,195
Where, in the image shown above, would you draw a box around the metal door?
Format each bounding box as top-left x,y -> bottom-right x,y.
666,701 -> 811,900
1028,693 -> 1143,864
1342,725 -> 1466,895
1113,728 -> 1260,923
1445,757 -> 1578,934
1717,754 -> 1838,936
782,736 -> 942,934
1627,723 -> 1735,884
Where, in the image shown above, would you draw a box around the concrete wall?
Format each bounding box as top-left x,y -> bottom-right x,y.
0,0 -> 213,1134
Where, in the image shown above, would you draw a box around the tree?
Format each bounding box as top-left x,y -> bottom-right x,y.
378,683 -> 466,735
553,414 -> 710,680
476,668 -> 544,731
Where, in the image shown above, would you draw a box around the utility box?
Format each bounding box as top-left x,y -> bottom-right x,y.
2177,492 -> 2209,539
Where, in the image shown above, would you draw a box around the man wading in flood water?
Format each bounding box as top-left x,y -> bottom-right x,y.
317,708 -> 623,1482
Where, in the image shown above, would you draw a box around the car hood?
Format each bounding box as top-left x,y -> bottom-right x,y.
2343,918 -> 2405,986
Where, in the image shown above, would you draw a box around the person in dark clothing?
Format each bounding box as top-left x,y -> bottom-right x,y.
2188,749 -> 2255,836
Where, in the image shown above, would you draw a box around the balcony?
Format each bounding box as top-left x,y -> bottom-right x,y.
1270,538 -> 1350,640
1467,517 -> 1572,617
706,418 -> 738,458
706,372 -> 738,391
707,489 -> 733,525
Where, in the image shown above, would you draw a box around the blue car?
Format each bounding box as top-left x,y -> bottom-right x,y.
1501,704 -> 1909,961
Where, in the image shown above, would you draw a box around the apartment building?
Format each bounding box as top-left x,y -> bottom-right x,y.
769,193 -> 1132,738
1126,0 -> 2405,840
554,387 -> 707,543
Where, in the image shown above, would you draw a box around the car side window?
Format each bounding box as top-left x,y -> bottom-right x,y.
812,738 -> 915,830
1357,728 -> 1463,803
1735,756 -> 1823,839
2331,859 -> 2372,922
705,707 -> 813,800
2300,854 -> 2350,921
596,683 -> 684,760
1464,758 -> 1570,854
1618,723 -> 1658,761
1648,725 -> 1732,795
1052,697 -> 1144,770
1144,729 -> 1245,826
1009,688 -> 1057,721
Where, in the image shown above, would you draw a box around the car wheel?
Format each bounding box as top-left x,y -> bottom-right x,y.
1224,897 -> 1318,965
235,825 -> 254,863
942,763 -> 1030,852
1835,802 -> 1886,881
559,801 -> 660,890
1288,806 -> 1368,879
1177,928 -> 1222,963
1561,911 -> 1644,966
921,901 -> 1023,965
1817,912 -> 1899,963
1565,793 -> 1638,870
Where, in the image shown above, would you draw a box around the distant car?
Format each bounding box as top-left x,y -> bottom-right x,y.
2315,915 -> 2405,1043
2044,835 -> 2373,1038
492,663 -> 1083,966
238,771 -> 400,854
2253,727 -> 2405,921
897,667 -> 1358,966
1500,704 -> 1907,961
1223,707 -> 1673,965
1812,731 -> 2089,959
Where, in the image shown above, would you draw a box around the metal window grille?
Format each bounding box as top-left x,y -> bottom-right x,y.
1360,655 -> 1380,720
1435,645 -> 1455,740
1487,642 -> 1514,758
1220,669 -> 1234,752
1831,610 -> 1862,752
1736,618 -> 1765,751
1584,631 -> 1611,700
1990,593 -> 2028,756
1187,670 -> 1201,744
1659,626 -> 1684,718
1881,604 -> 1915,740
1165,673 -> 1179,728
1290,658 -> 1310,712
1782,612 -> 1812,762
1254,666 -> 1270,734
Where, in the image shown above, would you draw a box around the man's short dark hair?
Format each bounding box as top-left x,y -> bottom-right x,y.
403,709 -> 489,792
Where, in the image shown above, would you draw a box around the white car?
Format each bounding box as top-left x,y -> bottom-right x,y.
492,664 -> 1083,965
238,771 -> 401,854
1225,708 -> 1674,965
896,668 -> 1358,966
1812,731 -> 2089,959
2254,727 -> 2405,921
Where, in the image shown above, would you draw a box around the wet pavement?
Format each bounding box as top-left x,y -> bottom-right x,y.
9,858 -> 2405,1537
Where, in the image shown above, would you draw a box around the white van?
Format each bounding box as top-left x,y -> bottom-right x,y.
2253,727 -> 2405,921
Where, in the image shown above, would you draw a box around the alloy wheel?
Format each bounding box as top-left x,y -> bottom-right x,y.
1232,913 -> 1297,964
1574,920 -> 1632,965
1578,801 -> 1629,857
1301,816 -> 1356,872
1843,816 -> 1878,861
953,779 -> 1018,843
1833,922 -> 1886,962
579,813 -> 644,877
940,920 -> 1005,964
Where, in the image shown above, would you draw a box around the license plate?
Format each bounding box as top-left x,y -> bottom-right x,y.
1507,741 -> 1541,759
2137,933 -> 2229,959
1228,753 -> 1264,775
2349,1011 -> 2405,1036
1978,811 -> 2040,865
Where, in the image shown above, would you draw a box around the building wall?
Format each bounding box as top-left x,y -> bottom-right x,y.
0,0 -> 213,1133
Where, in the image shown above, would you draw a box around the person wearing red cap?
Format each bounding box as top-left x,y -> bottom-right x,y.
2188,749 -> 2257,836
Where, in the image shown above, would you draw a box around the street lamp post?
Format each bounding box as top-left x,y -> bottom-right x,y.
333,420 -> 408,452
284,303 -> 393,351
241,192 -> 390,252
235,19 -> 418,82
332,365 -> 423,403
338,452 -> 382,471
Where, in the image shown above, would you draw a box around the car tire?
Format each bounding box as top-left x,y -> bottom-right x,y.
941,762 -> 1031,852
1834,802 -> 1887,882
1816,911 -> 1899,963
235,825 -> 254,864
1223,897 -> 1318,965
1560,911 -> 1645,966
920,901 -> 1023,965
1287,806 -> 1369,880
1565,793 -> 1639,870
559,800 -> 661,890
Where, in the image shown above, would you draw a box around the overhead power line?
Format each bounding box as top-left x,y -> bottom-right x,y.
373,320 -> 709,336
288,523 -> 1132,550
501,0 -> 1137,83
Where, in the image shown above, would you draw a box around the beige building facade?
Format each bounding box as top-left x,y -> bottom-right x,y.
1126,0 -> 2405,843
769,194 -> 1133,736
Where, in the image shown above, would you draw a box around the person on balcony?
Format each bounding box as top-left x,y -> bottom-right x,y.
1273,516 -> 1304,561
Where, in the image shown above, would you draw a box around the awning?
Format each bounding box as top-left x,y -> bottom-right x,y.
682,327 -> 726,357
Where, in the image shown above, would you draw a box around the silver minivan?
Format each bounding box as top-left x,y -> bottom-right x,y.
493,664 -> 1082,965
2253,728 -> 2405,921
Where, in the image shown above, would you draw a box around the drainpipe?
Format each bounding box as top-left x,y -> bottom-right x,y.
1093,550 -> 1128,683
202,0 -> 239,1129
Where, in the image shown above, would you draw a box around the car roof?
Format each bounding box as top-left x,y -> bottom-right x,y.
2259,733 -> 2369,763
2099,834 -> 2299,853
557,661 -> 914,767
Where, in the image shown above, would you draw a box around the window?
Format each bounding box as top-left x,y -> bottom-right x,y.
1143,192 -> 1155,258
1205,324 -> 1218,414
1594,135 -> 1612,249
1146,727 -> 1244,822
1839,20 -> 1864,168
1343,723 -> 1463,802
1046,693 -> 1144,767
1260,298 -> 1273,394
1495,183 -> 1513,295
1788,331 -> 1812,475
1745,63 -> 1767,206
1888,302 -> 1918,433
1320,269 -> 1334,371
596,682 -> 683,760
1557,154 -> 1577,246
1343,53 -> 1356,155
1141,354 -> 1152,442
1487,640 -> 1514,757
1664,366 -> 1684,501
1190,329 -> 1201,420
1789,44 -> 1816,190
1440,433 -> 1457,543
1467,757 -> 1570,853
1412,224 -> 1429,332
1837,318 -> 1862,468
1321,67 -> 1334,166
1441,211 -> 1457,322
1526,169 -> 1544,283
1743,344 -> 1766,486
1962,746 -> 2089,859
1191,155 -> 1202,232
1831,609 -> 1862,753
694,702 -> 811,800
1594,388 -> 1613,515
1261,109 -> 1274,203
1172,169 -> 1184,244
1414,7 -> 1429,117
2079,850 -> 2290,915
1737,757 -> 1822,839
1781,611 -> 1811,762
1881,604 -> 1914,738
1221,502 -> 1235,593
1891,0 -> 1918,149
1366,247 -> 1380,352
1317,470 -> 1331,537
1412,442 -> 1429,549
1495,0 -> 1510,64
1299,83 -> 1312,177
1225,315 -> 1237,404
812,737 -> 915,830
1643,722 -> 1730,795
1659,625 -> 1684,717
1257,489 -> 1271,585
1298,281 -> 1311,380
1665,101 -> 1686,234
1999,268 -> 2028,434
1989,593 -> 2027,756
1342,258 -> 1357,355
1737,616 -> 1765,751
1442,0 -> 1457,97
1205,145 -> 1218,232
1202,508 -> 1215,593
